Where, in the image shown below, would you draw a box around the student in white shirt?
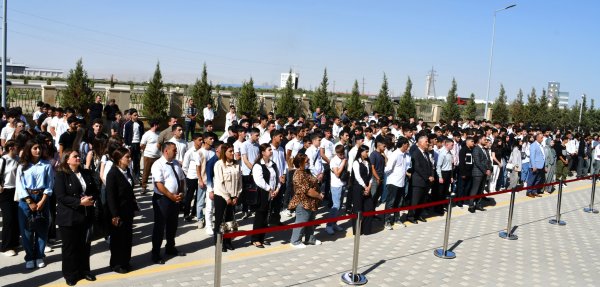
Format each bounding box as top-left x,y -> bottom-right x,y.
251,143 -> 280,248
196,133 -> 216,229
182,135 -> 203,222
240,128 -> 260,218
305,134 -> 323,181
0,140 -> 20,256
268,130 -> 287,226
140,121 -> 161,194
325,145 -> 348,235
203,103 -> 214,128
167,124 -> 187,165
0,109 -> 18,147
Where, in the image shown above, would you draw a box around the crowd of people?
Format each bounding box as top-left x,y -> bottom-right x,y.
1,96 -> 599,286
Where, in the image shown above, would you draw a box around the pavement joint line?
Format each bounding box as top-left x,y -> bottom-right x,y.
39,181 -> 596,287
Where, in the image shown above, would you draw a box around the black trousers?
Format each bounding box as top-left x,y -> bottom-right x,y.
321,164 -> 331,206
408,186 -> 428,219
130,143 -> 141,178
0,188 -> 19,251
213,195 -> 234,245
432,171 -> 452,212
268,182 -> 285,224
469,176 -> 487,207
240,175 -> 253,213
283,170 -> 296,208
251,189 -> 270,243
457,175 -> 472,205
183,178 -> 198,218
109,216 -> 133,269
384,184 -> 403,224
184,121 -> 196,142
60,224 -> 91,281
49,193 -> 57,240
152,193 -> 179,257
351,185 -> 374,235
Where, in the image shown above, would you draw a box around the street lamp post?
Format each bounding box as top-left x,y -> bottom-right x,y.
484,4 -> 516,120
578,94 -> 585,132
2,0 -> 7,109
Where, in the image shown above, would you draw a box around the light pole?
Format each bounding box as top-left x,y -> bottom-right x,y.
1,0 -> 7,109
578,94 -> 585,132
484,4 -> 516,120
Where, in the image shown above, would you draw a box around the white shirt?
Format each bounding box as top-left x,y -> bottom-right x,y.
347,146 -> 359,173
0,125 -> 15,141
168,137 -> 188,164
285,137 -> 303,160
182,147 -> 201,179
332,124 -> 343,140
0,155 -> 18,189
252,159 -> 279,191
141,130 -> 161,158
352,159 -> 370,188
152,156 -> 185,195
330,155 -> 345,187
259,131 -> 271,145
240,140 -> 259,176
233,139 -> 244,158
385,149 -> 410,188
566,139 -> 579,154
132,122 -> 141,143
225,112 -> 237,129
73,171 -> 87,194
363,137 -> 374,156
305,145 -> 323,176
594,144 -> 600,161
320,137 -> 335,164
270,144 -> 288,177
203,107 -> 214,121
33,110 -> 43,121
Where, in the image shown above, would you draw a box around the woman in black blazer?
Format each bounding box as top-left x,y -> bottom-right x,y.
105,147 -> 138,274
54,149 -> 99,286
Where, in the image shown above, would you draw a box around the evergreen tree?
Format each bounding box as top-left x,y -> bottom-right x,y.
492,84 -> 510,124
188,63 -> 213,121
310,68 -> 334,116
344,80 -> 364,120
549,93 -> 563,128
373,73 -> 395,116
396,77 -> 416,120
62,58 -> 93,114
510,89 -> 526,123
569,101 -> 581,130
142,62 -> 169,121
463,93 -> 477,120
525,87 -> 538,124
441,78 -> 461,122
276,72 -> 299,117
238,78 -> 258,117
537,89 -> 549,125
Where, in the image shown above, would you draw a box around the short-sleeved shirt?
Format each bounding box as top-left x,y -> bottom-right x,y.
152,156 -> 185,195
0,125 -> 15,141
240,140 -> 259,176
59,130 -> 77,150
330,155 -> 344,187
141,130 -> 161,158
320,137 -> 335,164
369,151 -> 385,179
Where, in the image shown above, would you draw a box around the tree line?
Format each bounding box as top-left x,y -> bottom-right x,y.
59,59 -> 598,132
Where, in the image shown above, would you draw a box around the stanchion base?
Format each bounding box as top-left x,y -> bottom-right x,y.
549,219 -> 566,225
433,249 -> 456,259
499,231 -> 518,240
583,207 -> 599,214
341,272 -> 368,285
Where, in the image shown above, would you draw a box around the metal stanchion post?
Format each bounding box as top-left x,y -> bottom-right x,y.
341,212 -> 368,285
434,193 -> 456,259
214,232 -> 223,287
584,174 -> 599,214
499,189 -> 518,240
549,180 -> 567,225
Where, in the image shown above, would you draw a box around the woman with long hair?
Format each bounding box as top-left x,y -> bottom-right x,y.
105,147 -> 138,274
351,144 -> 373,235
490,138 -> 504,192
54,149 -> 99,285
288,153 -> 323,248
507,138 -> 523,190
250,143 -> 280,248
15,139 -> 54,269
212,143 -> 242,251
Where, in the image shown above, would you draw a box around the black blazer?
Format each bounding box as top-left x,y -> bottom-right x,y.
472,145 -> 492,177
105,165 -> 138,220
410,148 -> 433,188
123,120 -> 145,145
55,169 -> 100,227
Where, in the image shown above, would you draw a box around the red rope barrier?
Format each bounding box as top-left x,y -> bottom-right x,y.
222,175 -> 597,240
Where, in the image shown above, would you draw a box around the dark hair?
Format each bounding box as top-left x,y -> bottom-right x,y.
254,143 -> 272,165
92,118 -> 103,126
396,136 -> 409,148
293,153 -> 308,169
112,147 -> 130,165
20,139 -> 42,167
57,149 -> 79,173
3,139 -> 16,153
354,144 -> 370,163
335,144 -> 345,154
129,108 -> 138,115
204,120 -> 213,127
172,124 -> 182,132
220,143 -> 233,163
162,142 -> 175,152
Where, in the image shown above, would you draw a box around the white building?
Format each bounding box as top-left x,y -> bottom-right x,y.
280,72 -> 299,89
0,58 -> 63,78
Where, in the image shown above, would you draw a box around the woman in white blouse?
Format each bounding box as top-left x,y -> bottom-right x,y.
212,143 -> 242,252
251,143 -> 280,248
351,145 -> 373,235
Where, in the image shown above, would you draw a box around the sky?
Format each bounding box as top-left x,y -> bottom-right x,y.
6,0 -> 600,106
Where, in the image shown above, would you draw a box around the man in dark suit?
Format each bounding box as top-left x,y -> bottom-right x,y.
123,109 -> 145,181
469,136 -> 492,213
408,135 -> 434,223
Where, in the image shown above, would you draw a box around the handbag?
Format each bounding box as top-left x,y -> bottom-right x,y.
506,163 -> 515,170
243,178 -> 259,206
220,210 -> 238,233
26,211 -> 48,232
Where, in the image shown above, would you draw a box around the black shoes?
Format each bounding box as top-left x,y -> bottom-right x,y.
225,242 -> 235,251
66,279 -> 77,286
417,217 -> 427,223
166,248 -> 186,257
84,274 -> 96,281
476,206 -> 486,211
112,266 -> 129,274
407,218 -> 418,224
468,206 -> 476,213
151,256 -> 165,265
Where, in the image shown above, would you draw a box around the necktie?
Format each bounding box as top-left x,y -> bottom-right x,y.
166,162 -> 180,193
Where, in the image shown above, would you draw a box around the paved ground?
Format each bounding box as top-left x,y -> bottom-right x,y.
2,177 -> 599,287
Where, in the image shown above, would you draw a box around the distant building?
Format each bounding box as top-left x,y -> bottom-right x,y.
280,72 -> 299,89
547,81 -> 569,109
558,92 -> 569,109
1,58 -> 63,78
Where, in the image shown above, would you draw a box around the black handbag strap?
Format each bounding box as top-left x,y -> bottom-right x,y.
0,157 -> 6,186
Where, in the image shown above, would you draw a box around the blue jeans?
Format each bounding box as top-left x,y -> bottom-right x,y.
527,168 -> 545,194
290,204 -> 316,245
521,162 -> 531,182
327,186 -> 344,227
184,120 -> 196,142
196,186 -> 206,221
17,194 -> 49,261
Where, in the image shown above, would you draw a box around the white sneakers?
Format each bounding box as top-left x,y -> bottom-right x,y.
25,260 -> 35,269
291,243 -> 306,249
206,227 -> 214,235
3,250 -> 16,257
36,259 -> 46,268
44,246 -> 53,253
310,239 -> 322,246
